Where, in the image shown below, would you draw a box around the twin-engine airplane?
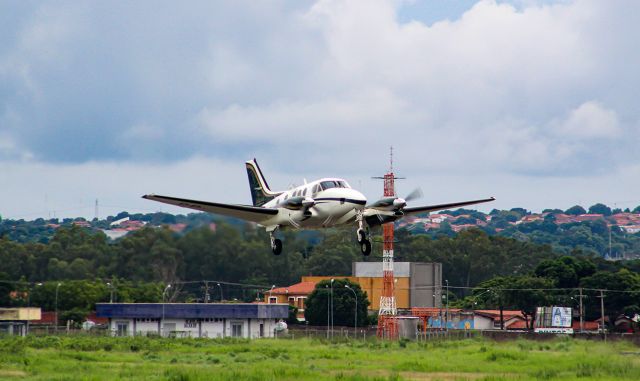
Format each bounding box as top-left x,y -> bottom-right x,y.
143,159 -> 494,256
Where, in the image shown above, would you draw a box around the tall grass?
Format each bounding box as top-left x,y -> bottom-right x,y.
0,335 -> 638,380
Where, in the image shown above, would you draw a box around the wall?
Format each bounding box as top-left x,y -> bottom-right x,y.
410,263 -> 442,308
302,276 -> 411,310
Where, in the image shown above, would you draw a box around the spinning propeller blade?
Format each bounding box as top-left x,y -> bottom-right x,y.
404,187 -> 423,202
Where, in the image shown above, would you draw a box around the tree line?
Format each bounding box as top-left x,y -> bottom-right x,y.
1,220 -> 639,326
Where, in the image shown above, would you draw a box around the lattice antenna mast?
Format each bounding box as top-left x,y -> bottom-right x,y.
375,147 -> 400,339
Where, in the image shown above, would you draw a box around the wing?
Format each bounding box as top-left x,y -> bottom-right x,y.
142,194 -> 278,223
403,197 -> 495,215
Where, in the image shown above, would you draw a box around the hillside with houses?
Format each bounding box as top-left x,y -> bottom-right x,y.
398,203 -> 640,259
2,203 -> 640,259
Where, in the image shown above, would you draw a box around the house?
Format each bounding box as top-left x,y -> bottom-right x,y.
473,310 -> 527,330
621,225 -> 640,234
266,281 -> 316,320
96,303 -> 288,338
574,214 -> 604,222
554,214 -> 576,224
516,214 -> 543,225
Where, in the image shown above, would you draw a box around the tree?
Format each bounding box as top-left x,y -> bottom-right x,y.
580,269 -> 640,322
304,279 -> 369,327
565,205 -> 587,215
588,203 -> 612,216
470,276 -> 555,329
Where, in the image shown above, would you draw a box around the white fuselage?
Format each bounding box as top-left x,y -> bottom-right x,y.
259,178 -> 367,229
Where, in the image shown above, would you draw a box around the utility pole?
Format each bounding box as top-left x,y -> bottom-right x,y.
445,279 -> 449,332
578,288 -> 584,333
203,281 -> 210,303
599,289 -> 606,342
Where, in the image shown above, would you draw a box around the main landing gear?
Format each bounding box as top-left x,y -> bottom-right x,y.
356,212 -> 372,256
270,231 -> 282,255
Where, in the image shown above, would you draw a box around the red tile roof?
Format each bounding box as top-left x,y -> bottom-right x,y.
270,281 -> 317,295
474,310 -> 525,321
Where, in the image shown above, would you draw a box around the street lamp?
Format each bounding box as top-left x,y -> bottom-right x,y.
268,285 -> 275,303
162,284 -> 171,337
106,282 -> 114,303
216,283 -> 223,302
330,279 -> 334,339
325,285 -> 330,339
55,283 -> 62,334
345,285 -> 357,333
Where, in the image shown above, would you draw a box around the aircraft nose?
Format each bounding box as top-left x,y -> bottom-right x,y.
350,189 -> 367,207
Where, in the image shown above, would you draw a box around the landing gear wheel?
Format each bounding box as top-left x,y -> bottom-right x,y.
357,229 -> 366,244
360,240 -> 371,256
272,239 -> 283,255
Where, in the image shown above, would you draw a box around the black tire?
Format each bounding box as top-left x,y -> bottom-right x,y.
272,239 -> 283,255
357,229 -> 366,244
360,240 -> 371,256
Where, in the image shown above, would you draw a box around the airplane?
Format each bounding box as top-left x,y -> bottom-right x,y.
143,159 -> 494,256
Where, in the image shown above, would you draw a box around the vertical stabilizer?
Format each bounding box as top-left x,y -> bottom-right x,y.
245,159 -> 280,206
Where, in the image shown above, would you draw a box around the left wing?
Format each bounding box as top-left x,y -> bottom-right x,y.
142,194 -> 278,224
403,197 -> 495,215
364,197 -> 495,226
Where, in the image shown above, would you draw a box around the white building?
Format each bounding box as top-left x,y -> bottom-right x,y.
96,303 -> 288,339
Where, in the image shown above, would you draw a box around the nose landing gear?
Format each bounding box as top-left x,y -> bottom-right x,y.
269,229 -> 283,255
356,212 -> 372,256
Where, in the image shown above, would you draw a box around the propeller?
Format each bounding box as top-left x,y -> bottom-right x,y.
404,187 -> 423,202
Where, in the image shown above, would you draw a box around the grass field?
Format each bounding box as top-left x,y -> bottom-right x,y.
1,335 -> 639,380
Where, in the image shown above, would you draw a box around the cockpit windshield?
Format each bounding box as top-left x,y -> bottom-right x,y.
319,180 -> 350,191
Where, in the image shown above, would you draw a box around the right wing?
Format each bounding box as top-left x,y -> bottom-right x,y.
142,194 -> 278,223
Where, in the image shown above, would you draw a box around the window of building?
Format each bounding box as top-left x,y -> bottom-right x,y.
288,297 -> 295,306
184,319 -> 198,328
269,296 -> 277,304
231,322 -> 243,337
297,297 -> 306,310
116,321 -> 128,337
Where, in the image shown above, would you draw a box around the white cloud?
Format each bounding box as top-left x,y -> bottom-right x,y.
1,0 -> 640,215
554,101 -> 620,139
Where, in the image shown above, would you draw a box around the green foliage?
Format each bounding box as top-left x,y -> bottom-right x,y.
305,279 -> 369,327
589,203 -> 612,216
565,205 -> 587,215
580,269 -> 640,321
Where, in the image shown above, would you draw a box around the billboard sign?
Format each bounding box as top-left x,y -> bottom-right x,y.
551,307 -> 572,328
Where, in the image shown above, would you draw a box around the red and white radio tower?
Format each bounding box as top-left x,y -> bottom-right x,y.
375,147 -> 400,339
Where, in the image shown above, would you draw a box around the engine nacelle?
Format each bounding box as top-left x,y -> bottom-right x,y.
369,196 -> 406,212
280,196 -> 315,210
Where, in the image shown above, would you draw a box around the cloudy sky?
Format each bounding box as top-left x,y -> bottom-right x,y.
1,0 -> 639,219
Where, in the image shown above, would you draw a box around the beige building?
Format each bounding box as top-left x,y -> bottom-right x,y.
0,307 -> 42,336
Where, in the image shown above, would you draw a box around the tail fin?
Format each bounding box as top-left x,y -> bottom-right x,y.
245,159 -> 280,206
